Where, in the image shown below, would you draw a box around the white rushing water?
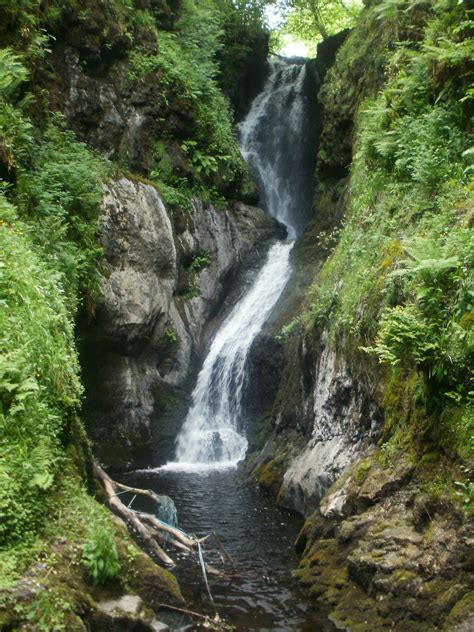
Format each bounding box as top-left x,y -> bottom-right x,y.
239,60 -> 310,238
166,59 -> 310,468
174,241 -> 293,466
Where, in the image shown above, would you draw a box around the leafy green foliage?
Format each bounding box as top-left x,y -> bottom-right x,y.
274,0 -> 362,51
0,194 -> 83,547
82,528 -> 121,585
0,49 -> 34,172
364,103 -> 466,191
0,48 -> 28,97
0,32 -> 110,560
213,0 -> 268,91
294,0 -> 473,459
367,236 -> 473,390
153,177 -> 195,214
15,124 -> 111,311
165,328 -> 178,344
189,252 -> 212,273
182,281 -> 202,300
128,0 -> 248,194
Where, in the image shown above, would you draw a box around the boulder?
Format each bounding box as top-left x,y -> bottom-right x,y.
93,595 -> 170,631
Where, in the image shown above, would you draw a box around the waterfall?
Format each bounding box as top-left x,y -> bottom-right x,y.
167,59 -> 310,468
239,59 -> 311,238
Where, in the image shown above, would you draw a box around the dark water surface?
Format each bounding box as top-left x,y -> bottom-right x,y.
124,467 -> 337,632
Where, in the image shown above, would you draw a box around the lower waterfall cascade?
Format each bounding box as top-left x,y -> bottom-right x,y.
168,59 -> 313,468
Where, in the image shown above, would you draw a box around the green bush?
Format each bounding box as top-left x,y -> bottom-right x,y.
0,45 -> 109,552
0,48 -> 34,172
362,100 -> 467,191
82,528 -> 121,585
165,328 -> 178,344
128,0 -> 247,192
189,252 -> 211,273
15,124 -> 111,311
369,236 -> 473,386
293,0 -> 473,456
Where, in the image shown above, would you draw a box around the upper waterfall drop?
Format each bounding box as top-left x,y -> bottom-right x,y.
169,60 -> 311,468
239,59 -> 312,239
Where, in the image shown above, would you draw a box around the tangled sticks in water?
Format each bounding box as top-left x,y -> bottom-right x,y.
93,463 -> 236,604
94,463 -> 203,567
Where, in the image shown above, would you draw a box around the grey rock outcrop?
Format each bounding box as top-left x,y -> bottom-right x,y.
293,454 -> 473,631
80,178 -> 282,470
93,594 -> 170,631
249,327 -> 381,515
278,335 -> 380,514
43,34 -> 259,203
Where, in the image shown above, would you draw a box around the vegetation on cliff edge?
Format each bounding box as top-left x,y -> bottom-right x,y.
291,0 -> 473,496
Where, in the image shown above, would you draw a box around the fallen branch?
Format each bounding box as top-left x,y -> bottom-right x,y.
156,603 -> 210,620
212,531 -> 235,569
93,463 -> 176,567
139,514 -> 192,553
93,462 -> 225,598
136,511 -> 204,548
198,539 -> 214,603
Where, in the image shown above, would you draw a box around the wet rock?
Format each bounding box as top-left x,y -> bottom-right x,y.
294,451 -> 474,631
243,332 -> 285,451
98,180 -> 176,349
93,594 -> 169,631
445,593 -> 474,630
219,31 -> 269,122
97,595 -> 143,616
117,544 -> 183,609
278,338 -> 381,514
451,616 -> 474,632
319,453 -> 414,519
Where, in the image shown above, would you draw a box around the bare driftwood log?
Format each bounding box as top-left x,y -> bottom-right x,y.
93,463 -> 229,602
92,463 -> 198,568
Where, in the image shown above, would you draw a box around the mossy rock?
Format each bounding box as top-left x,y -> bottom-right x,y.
294,538 -> 349,596
119,544 -> 183,607
354,457 -> 373,485
330,587 -> 392,632
295,512 -> 334,554
253,460 -> 283,495
444,591 -> 474,630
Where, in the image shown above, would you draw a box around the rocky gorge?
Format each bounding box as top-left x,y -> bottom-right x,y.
0,1 -> 472,631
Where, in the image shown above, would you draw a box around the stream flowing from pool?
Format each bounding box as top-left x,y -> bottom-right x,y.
136,59 -> 335,630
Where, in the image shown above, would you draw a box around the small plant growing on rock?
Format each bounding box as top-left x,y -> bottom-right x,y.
165,328 -> 177,344
183,282 -> 201,300
81,528 -> 120,585
189,251 -> 211,273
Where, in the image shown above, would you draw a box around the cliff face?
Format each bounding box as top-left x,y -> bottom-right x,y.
81,177 -> 281,469
248,328 -> 383,514
35,1 -> 278,470
1,0 -> 472,629
278,335 -> 381,514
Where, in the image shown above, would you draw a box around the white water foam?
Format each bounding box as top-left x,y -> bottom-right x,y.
239,59 -> 308,238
